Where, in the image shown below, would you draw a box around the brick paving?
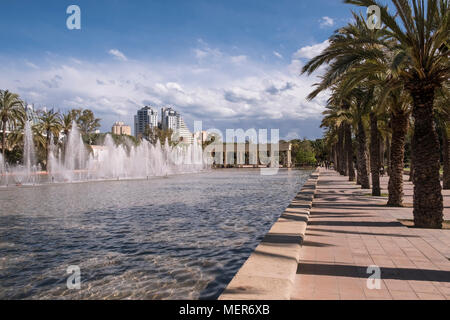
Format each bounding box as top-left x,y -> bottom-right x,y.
290,169 -> 450,300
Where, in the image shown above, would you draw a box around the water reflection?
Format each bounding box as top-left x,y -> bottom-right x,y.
0,169 -> 311,299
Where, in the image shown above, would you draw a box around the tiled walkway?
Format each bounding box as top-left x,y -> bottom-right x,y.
290,169 -> 450,300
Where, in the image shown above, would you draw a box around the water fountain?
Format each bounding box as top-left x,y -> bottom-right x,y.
0,120 -> 206,186
23,121 -> 37,180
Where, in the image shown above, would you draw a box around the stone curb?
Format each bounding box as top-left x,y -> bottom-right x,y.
219,168 -> 320,300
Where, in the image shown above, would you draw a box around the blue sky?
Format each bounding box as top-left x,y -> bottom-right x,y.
0,0 -> 366,139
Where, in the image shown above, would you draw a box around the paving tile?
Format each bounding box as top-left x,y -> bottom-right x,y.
389,290 -> 419,300
416,292 -> 446,300
290,169 -> 450,301
408,281 -> 440,294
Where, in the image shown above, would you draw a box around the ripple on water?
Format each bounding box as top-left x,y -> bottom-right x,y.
0,169 -> 311,299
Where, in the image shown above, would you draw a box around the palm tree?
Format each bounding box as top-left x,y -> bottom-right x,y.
36,109 -> 62,171
321,104 -> 348,176
349,87 -> 371,189
346,0 -> 449,228
434,86 -> 450,188
304,1 -> 449,227
61,112 -> 73,137
384,90 -> 411,206
302,14 -> 387,194
0,90 -> 25,159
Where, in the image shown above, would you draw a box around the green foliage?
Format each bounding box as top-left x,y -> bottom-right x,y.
310,139 -> 328,163
69,108 -> 101,135
144,125 -> 173,146
0,90 -> 25,156
82,132 -> 139,147
291,139 -> 318,166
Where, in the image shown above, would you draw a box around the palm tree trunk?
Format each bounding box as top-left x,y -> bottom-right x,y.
46,130 -> 50,172
335,142 -> 340,172
356,146 -> 361,185
357,119 -> 370,189
338,124 -> 346,175
333,144 -> 338,172
409,157 -> 414,181
370,112 -> 381,196
337,125 -> 342,174
443,124 -> 450,189
2,120 -> 7,160
410,86 -> 443,229
380,137 -> 385,172
386,136 -> 391,176
345,123 -> 355,181
387,112 -> 407,206
2,121 -> 6,163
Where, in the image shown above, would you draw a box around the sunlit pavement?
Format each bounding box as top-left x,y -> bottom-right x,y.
291,168 -> 450,300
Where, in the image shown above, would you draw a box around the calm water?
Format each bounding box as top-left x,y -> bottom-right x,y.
0,169 -> 311,300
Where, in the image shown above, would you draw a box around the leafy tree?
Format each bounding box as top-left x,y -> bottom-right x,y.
36,109 -> 62,170
69,108 -> 101,135
0,90 -> 25,158
294,139 -> 317,166
144,125 -> 173,146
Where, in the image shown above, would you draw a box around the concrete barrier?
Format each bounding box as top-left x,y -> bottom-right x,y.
219,169 -> 320,300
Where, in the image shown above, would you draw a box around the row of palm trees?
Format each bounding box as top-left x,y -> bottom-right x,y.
302,0 -> 449,229
0,89 -> 101,169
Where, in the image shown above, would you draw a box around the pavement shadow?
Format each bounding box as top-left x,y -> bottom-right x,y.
296,262 -> 450,283
306,227 -> 419,238
307,220 -> 403,228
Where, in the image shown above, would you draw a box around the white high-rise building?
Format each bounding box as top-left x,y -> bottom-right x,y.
176,116 -> 194,145
161,107 -> 178,131
134,106 -> 158,137
161,107 -> 193,144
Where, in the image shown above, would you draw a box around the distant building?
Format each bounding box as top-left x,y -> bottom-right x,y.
161,107 -> 178,131
175,116 -> 194,144
133,106 -> 193,144
134,106 -> 158,137
194,130 -> 208,145
161,107 -> 193,144
111,121 -> 131,136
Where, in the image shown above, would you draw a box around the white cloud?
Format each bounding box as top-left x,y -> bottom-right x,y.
1,41 -> 328,138
293,40 -> 329,60
273,51 -> 283,59
193,40 -> 223,61
230,55 -> 247,64
284,131 -> 300,141
108,49 -> 128,61
25,60 -> 39,69
319,16 -> 335,28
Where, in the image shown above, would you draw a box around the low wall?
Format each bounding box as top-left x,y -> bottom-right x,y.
219,169 -> 320,300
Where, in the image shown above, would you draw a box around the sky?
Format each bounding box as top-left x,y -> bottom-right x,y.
0,0 -> 367,140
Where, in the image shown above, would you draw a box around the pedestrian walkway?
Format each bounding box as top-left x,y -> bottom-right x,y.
290,169 -> 450,300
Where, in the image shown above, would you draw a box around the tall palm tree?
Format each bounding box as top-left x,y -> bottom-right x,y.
346,0 -> 449,228
350,87 -> 371,189
321,102 -> 350,176
36,109 -> 62,171
434,86 -> 450,188
304,1 -> 449,227
0,90 -> 25,159
61,112 -> 73,137
302,14 -> 387,194
384,90 -> 411,206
